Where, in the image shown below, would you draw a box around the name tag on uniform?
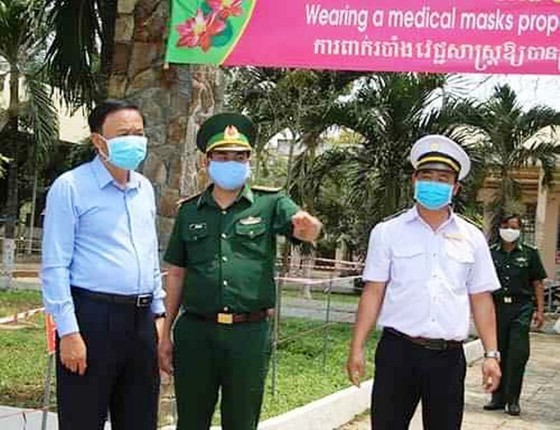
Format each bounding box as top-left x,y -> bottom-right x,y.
189,223 -> 207,230
239,216 -> 262,225
444,232 -> 464,241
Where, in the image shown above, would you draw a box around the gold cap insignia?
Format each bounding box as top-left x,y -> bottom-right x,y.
430,143 -> 439,150
224,125 -> 240,139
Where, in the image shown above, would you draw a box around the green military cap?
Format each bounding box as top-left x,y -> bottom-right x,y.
196,112 -> 256,153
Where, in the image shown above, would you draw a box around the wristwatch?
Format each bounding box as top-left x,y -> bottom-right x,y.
483,350 -> 501,362
154,312 -> 166,320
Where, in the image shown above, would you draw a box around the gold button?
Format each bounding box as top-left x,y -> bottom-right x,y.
222,256 -> 228,262
221,233 -> 227,239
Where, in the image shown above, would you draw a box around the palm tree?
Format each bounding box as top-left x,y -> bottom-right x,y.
303,72 -> 470,252
452,84 -> 560,236
46,1 -> 225,258
0,0 -> 58,259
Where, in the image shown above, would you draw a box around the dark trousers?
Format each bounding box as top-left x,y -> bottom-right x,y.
56,291 -> 160,430
173,314 -> 271,430
493,301 -> 533,404
372,329 -> 466,430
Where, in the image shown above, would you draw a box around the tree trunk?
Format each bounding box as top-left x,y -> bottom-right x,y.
110,0 -> 222,249
26,158 -> 39,255
5,68 -> 20,240
110,1 -> 223,425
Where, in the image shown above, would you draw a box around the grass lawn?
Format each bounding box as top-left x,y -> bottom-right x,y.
282,289 -> 361,306
259,317 -> 376,421
0,289 -> 51,409
0,289 -> 43,316
0,290 -> 377,424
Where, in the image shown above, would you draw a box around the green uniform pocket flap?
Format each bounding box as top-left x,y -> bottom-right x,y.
184,223 -> 209,242
235,221 -> 266,238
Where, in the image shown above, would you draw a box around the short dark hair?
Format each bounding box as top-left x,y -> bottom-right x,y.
501,213 -> 522,226
88,99 -> 144,133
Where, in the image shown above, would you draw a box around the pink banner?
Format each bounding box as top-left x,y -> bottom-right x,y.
167,0 -> 560,75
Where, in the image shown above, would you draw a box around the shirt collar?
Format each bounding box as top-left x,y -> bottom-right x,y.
197,184 -> 254,209
498,240 -> 523,252
90,156 -> 141,190
407,205 -> 457,229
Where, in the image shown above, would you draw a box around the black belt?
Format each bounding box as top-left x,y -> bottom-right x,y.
184,309 -> 270,325
71,287 -> 153,308
385,327 -> 463,351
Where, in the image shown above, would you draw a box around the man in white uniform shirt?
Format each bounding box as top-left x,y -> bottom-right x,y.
347,135 -> 502,430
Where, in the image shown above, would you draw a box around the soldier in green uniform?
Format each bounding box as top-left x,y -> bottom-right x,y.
158,113 -> 322,430
484,214 -> 547,416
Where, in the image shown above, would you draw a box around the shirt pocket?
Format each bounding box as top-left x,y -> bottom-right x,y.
444,240 -> 474,285
391,245 -> 426,284
183,225 -> 212,264
233,221 -> 269,259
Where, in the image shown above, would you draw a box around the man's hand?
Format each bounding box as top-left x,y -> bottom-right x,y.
482,357 -> 501,393
292,211 -> 322,242
346,347 -> 365,387
59,333 -> 87,375
533,310 -> 544,329
158,335 -> 174,375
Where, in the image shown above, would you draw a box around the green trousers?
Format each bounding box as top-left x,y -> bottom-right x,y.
493,301 -> 533,404
173,314 -> 271,430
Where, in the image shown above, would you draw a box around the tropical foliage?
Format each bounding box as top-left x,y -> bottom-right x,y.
0,0 -> 59,238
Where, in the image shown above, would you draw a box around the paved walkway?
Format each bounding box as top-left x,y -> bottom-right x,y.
340,333 -> 560,430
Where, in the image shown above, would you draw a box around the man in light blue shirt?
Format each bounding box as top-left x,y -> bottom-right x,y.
41,99 -> 165,430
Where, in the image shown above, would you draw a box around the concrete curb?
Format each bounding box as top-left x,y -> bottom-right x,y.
162,339 -> 484,430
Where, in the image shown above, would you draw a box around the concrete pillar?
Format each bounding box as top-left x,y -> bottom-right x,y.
535,172 -> 558,279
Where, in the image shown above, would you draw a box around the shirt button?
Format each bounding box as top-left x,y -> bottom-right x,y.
223,306 -> 229,312
221,233 -> 227,239
222,210 -> 227,215
222,256 -> 228,262
223,280 -> 228,287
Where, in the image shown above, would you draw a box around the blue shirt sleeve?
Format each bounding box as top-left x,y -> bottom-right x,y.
41,176 -> 80,336
148,184 -> 166,315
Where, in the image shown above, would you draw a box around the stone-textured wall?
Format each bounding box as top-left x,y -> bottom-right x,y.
111,0 -> 223,249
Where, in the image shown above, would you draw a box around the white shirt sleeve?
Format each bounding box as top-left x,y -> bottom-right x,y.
362,223 -> 391,283
467,229 -> 501,294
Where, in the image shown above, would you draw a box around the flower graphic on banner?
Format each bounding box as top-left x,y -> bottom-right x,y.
208,0 -> 243,19
176,8 -> 226,51
176,0 -> 243,51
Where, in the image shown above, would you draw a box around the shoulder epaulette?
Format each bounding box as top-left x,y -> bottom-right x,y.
176,193 -> 202,208
456,214 -> 484,229
382,208 -> 409,222
521,242 -> 537,250
251,185 -> 282,193
490,243 -> 500,250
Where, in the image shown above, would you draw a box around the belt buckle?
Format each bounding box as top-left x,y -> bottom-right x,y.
136,294 -> 152,307
425,339 -> 447,351
504,296 -> 513,304
217,313 -> 233,324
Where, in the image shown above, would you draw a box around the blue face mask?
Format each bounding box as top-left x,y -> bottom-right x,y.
414,180 -> 454,210
208,161 -> 251,191
102,135 -> 148,170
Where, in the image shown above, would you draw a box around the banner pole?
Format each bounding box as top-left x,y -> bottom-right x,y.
41,353 -> 55,430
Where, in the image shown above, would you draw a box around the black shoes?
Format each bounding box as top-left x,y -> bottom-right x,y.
483,400 -> 505,411
505,402 -> 521,416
